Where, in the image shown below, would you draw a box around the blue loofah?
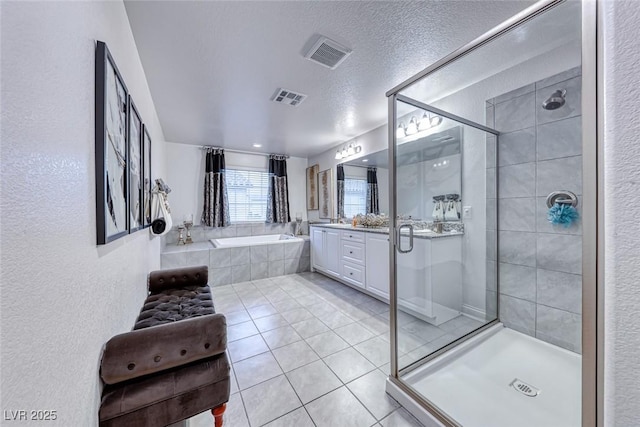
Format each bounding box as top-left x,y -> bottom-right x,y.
547,203 -> 579,227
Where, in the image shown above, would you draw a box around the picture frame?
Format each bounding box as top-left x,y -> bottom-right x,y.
128,96 -> 144,233
318,168 -> 333,219
142,125 -> 152,228
95,41 -> 129,244
306,164 -> 319,210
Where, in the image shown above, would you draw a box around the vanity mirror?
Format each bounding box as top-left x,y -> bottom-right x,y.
340,126 -> 462,222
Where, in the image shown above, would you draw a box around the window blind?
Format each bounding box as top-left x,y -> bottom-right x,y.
226,169 -> 270,222
344,177 -> 367,218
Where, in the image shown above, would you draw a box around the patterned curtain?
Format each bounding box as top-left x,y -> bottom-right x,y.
366,167 -> 379,214
201,148 -> 230,227
266,155 -> 290,223
336,164 -> 345,218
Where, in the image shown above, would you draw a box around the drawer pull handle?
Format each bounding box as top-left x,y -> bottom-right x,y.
349,251 -> 353,254
350,272 -> 353,275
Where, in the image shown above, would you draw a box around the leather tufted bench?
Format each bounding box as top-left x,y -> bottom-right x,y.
99,265 -> 230,427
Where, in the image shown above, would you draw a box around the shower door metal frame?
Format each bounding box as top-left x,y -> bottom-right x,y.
388,94 -> 499,427
386,0 -> 602,426
392,95 -> 501,375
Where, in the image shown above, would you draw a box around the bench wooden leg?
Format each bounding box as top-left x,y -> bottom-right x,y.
212,403 -> 226,427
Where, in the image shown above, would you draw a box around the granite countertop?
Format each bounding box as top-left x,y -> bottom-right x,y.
308,223 -> 464,239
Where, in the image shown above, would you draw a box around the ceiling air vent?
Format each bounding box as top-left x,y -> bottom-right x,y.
271,88 -> 307,107
304,36 -> 352,70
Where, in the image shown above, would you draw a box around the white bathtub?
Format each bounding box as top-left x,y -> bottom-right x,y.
210,234 -> 302,248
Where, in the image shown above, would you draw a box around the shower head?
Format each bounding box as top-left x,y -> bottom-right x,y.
542,89 -> 567,110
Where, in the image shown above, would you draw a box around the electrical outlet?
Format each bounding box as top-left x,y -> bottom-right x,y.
463,206 -> 472,219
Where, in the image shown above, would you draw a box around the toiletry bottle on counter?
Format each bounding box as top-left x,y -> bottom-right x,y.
352,216 -> 357,227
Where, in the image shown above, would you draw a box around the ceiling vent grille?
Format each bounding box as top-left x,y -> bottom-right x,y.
304,36 -> 352,70
271,88 -> 307,107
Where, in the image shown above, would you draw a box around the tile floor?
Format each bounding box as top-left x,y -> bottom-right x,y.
188,272 -> 483,427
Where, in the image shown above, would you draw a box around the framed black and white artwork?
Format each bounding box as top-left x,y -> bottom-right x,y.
95,41 -> 129,244
142,124 -> 152,228
128,97 -> 143,233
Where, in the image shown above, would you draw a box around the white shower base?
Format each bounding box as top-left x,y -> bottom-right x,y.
387,324 -> 581,427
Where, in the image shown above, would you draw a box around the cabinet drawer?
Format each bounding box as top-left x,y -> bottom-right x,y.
341,230 -> 364,243
342,261 -> 365,288
342,241 -> 365,264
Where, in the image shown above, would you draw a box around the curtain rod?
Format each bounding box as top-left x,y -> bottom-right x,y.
200,146 -> 289,159
340,163 -> 376,169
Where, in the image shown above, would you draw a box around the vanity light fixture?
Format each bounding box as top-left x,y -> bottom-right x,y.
418,111 -> 431,131
252,144 -> 262,148
362,159 -> 369,162
406,116 -> 418,135
335,141 -> 361,161
397,111 -> 443,139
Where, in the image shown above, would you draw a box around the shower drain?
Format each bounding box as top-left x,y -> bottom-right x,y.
510,378 -> 540,397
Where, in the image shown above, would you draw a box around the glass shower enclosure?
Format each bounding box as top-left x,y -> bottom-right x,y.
384,1 -> 597,426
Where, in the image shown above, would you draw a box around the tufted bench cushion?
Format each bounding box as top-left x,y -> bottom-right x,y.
99,353 -> 230,427
99,265 -> 230,427
134,285 -> 215,330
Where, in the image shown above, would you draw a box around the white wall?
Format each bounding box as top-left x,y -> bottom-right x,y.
602,1 -> 640,424
165,142 -> 308,225
1,1 -> 166,425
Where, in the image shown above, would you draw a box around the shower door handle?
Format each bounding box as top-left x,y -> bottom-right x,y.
396,224 -> 414,254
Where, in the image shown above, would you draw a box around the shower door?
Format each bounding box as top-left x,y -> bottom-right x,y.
390,95 -> 499,378
384,1 -> 594,426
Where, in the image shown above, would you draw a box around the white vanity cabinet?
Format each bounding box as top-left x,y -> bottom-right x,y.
310,226 -> 341,278
396,234 -> 463,324
310,225 -> 463,325
365,233 -> 390,299
341,231 -> 366,289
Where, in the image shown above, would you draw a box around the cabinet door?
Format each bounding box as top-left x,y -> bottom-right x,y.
397,237 -> 433,318
365,233 -> 390,300
311,227 -> 326,271
325,230 -> 341,277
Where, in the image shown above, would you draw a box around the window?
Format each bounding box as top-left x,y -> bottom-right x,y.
344,177 -> 367,218
226,169 -> 270,222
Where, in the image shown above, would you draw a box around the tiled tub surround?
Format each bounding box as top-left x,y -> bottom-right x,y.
162,221 -> 306,245
486,66 -> 582,353
161,224 -> 310,285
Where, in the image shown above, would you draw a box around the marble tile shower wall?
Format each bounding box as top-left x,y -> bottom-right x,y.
160,223 -> 311,286
486,67 -> 582,353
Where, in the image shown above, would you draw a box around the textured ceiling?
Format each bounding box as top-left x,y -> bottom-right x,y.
124,1 -> 532,157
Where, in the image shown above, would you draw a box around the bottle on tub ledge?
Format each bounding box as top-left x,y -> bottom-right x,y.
352,216 -> 357,228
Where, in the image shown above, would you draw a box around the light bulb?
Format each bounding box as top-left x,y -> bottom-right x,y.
418,112 -> 431,131
347,144 -> 355,156
430,116 -> 443,127
335,151 -> 342,160
396,123 -> 406,139
406,117 -> 418,135
341,148 -> 348,158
